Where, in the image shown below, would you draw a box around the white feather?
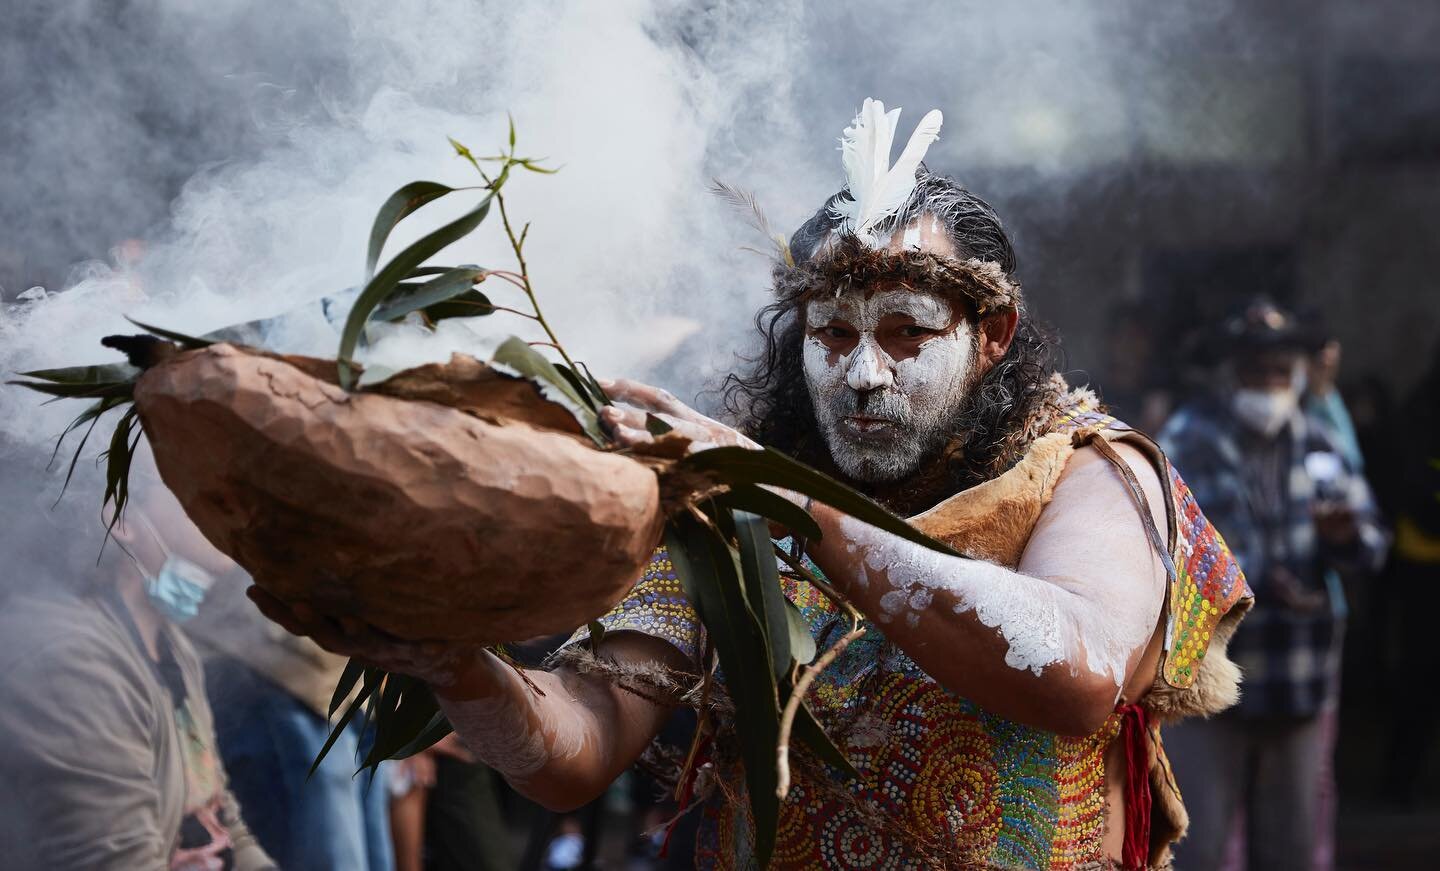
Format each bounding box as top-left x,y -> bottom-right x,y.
829,99 -> 944,245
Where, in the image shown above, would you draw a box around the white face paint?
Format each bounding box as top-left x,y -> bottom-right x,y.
802,288 -> 976,483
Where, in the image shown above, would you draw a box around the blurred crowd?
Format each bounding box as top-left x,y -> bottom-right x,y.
0,292 -> 1435,871
1099,295 -> 1440,870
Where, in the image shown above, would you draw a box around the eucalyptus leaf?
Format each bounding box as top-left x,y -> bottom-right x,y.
683,447 -> 958,558
17,363 -> 138,385
339,192 -> 494,388
783,600 -> 817,667
734,511 -> 791,682
311,666 -> 383,777
54,396 -> 128,501
370,266 -> 487,323
576,362 -> 610,406
490,337 -> 604,443
329,659 -> 366,719
391,712 -> 454,759
553,362 -> 600,413
791,700 -> 858,779
716,484 -> 822,543
366,181 -> 456,281
644,413 -> 673,436
123,318 -> 213,349
363,676 -> 439,768
418,290 -> 494,324
664,517 -> 780,867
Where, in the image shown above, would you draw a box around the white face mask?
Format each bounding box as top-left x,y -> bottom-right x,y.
1231,387 -> 1298,437
802,289 -> 975,482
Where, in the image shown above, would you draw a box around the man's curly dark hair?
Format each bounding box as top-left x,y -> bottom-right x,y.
720,169 -> 1063,493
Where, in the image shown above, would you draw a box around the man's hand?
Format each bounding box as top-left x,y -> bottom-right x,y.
245,586 -> 486,693
598,378 -> 759,453
1314,501 -> 1360,547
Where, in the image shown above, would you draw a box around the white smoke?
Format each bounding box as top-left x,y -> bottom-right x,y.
0,0 -> 821,455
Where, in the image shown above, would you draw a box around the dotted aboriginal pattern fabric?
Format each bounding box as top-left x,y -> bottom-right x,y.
1161,470 -> 1245,688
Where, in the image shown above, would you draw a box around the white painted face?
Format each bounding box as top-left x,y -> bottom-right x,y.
802,287 -> 976,483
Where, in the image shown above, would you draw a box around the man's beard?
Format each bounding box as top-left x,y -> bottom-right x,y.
811,381 -> 971,485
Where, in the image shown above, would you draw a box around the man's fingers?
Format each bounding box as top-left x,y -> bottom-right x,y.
246,586 -> 303,633
603,378 -> 688,416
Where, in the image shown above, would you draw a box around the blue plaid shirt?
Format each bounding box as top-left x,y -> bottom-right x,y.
1160,395 -> 1386,718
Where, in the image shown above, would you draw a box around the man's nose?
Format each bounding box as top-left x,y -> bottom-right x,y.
846,339 -> 894,391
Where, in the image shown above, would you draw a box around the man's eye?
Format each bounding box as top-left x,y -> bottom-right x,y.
823,326 -> 854,340
899,325 -> 937,338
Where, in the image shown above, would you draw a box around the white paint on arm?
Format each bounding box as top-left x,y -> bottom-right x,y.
835,442 -> 1167,689
434,659 -> 601,786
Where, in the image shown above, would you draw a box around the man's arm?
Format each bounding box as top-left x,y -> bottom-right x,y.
597,379 -> 1170,735
803,442 -> 1169,735
248,590 -> 682,812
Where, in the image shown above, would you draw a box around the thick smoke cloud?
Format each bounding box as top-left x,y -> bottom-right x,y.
3,0 -> 1437,533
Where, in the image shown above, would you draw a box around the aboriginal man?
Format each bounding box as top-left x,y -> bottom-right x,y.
253,99 -> 1251,870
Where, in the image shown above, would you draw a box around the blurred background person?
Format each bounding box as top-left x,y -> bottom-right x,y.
0,443 -> 275,871
386,732 -> 512,871
1159,297 -> 1387,871
194,568 -> 395,870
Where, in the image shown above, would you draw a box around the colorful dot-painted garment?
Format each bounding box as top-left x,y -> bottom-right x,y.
582,399 -> 1247,869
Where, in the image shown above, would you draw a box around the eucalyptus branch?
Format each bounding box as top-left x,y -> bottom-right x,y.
775,615 -> 865,799
453,132 -> 588,386
772,542 -> 863,625
492,188 -> 587,379
675,636 -> 717,802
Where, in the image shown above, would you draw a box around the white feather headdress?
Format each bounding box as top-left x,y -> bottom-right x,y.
828,98 -> 944,246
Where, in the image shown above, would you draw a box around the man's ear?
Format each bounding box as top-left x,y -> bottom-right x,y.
978,310 -> 1019,364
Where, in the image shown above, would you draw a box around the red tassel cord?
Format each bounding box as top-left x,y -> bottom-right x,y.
1119,703 -> 1153,870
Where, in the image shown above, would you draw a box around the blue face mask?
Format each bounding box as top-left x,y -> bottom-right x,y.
143,556 -> 215,624
130,511 -> 216,624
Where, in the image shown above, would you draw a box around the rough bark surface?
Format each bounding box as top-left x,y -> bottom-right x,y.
134,343 -> 664,642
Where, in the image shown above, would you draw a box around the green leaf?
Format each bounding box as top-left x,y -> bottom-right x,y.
576,362 -> 610,406
365,181 -> 456,282
100,406 -> 142,537
490,337 -> 604,443
783,600 -> 816,667
508,113 -> 517,148
370,266 -> 487,323
391,711 -> 454,759
734,510 -> 791,683
716,484 -> 822,543
682,447 -> 958,558
791,700 -> 858,779
311,666 -> 383,777
339,192 -> 494,388
52,396 -> 129,504
664,517 -> 780,866
363,676 -> 441,768
417,290 -> 495,324
587,620 -> 607,652
553,362 -> 600,413
329,659 -> 366,719
10,380 -> 135,400
644,413 -> 673,436
17,363 -> 138,385
124,318 -> 213,349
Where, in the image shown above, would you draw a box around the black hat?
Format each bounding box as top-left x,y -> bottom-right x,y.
1218,296 -> 1321,356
